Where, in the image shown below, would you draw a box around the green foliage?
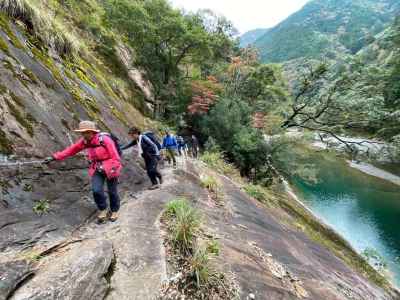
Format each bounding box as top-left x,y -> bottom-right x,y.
206,240 -> 220,256
33,199 -> 50,215
244,184 -> 267,202
232,127 -> 269,177
362,247 -> 388,274
251,0 -> 399,63
200,175 -> 220,193
200,151 -> 238,178
165,199 -> 201,254
103,0 -> 235,113
189,246 -> 212,287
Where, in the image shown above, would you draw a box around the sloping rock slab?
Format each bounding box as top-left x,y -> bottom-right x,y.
0,260 -> 34,300
10,239 -> 113,300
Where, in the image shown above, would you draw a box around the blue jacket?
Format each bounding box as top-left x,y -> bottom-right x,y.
162,135 -> 178,149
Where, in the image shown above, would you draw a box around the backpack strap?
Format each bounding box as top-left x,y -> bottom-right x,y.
142,134 -> 160,156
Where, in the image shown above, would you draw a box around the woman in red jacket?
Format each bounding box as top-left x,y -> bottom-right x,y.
44,121 -> 122,223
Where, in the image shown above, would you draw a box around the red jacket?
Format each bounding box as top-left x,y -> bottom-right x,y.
53,133 -> 122,179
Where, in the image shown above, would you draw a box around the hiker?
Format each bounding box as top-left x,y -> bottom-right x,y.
43,121 -> 122,223
162,131 -> 177,167
176,135 -> 187,157
121,127 -> 163,190
191,134 -> 199,159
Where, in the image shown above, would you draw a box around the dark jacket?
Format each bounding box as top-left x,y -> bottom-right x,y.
121,134 -> 160,157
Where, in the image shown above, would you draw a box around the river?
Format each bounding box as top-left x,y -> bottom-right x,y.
291,153 -> 400,286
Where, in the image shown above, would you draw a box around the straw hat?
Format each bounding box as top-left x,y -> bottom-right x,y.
73,121 -> 100,133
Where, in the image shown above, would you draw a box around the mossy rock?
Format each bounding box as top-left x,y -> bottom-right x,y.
0,34 -> 10,55
31,47 -> 66,88
0,127 -> 13,155
0,83 -> 8,94
5,93 -> 36,137
110,105 -> 129,126
22,69 -> 39,84
0,13 -> 24,49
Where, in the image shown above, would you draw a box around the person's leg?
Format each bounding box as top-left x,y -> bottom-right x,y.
146,156 -> 159,185
107,177 -> 120,212
154,157 -> 163,184
144,156 -> 157,184
92,172 -> 107,222
168,149 -> 176,166
107,177 -> 120,221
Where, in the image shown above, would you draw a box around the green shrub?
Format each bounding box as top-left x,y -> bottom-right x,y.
166,199 -> 201,254
165,198 -> 189,217
189,246 -> 211,287
200,175 -> 220,193
33,199 -> 50,215
200,151 -> 237,177
206,240 -> 220,256
244,184 -> 266,202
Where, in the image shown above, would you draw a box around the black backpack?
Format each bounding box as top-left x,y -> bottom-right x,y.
98,132 -> 123,156
143,131 -> 162,151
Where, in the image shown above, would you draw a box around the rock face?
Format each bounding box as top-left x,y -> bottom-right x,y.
10,239 -> 114,300
0,260 -> 34,300
1,157 -> 398,300
0,14 -> 150,158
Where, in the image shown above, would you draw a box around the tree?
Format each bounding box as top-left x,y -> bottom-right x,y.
104,0 -> 236,116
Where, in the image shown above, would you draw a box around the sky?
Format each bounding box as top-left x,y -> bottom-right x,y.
169,0 -> 309,34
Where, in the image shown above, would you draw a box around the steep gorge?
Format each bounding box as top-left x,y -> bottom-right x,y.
1,1 -> 400,300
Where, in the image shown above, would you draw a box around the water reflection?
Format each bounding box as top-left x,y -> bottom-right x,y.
293,157 -> 400,285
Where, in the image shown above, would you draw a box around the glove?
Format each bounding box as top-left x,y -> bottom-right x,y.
43,156 -> 55,164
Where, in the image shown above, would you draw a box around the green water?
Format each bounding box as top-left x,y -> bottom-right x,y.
292,155 -> 400,285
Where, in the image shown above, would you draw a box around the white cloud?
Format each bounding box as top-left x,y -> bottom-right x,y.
169,0 -> 309,34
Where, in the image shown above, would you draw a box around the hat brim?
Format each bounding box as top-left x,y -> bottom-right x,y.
73,129 -> 100,133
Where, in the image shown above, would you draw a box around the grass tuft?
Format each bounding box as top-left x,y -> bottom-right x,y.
0,0 -> 82,56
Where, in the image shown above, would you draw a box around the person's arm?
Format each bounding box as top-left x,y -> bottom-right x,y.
53,139 -> 86,161
102,135 -> 120,160
162,137 -> 167,149
121,140 -> 137,151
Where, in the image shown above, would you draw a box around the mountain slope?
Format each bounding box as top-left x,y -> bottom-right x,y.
239,28 -> 269,47
253,0 -> 400,63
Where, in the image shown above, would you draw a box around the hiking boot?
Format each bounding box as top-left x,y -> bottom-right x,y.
148,184 -> 160,190
109,211 -> 119,222
97,210 -> 107,224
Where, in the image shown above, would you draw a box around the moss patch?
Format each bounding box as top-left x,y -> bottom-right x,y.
75,68 -> 96,87
0,13 -> 24,49
31,47 -> 66,88
0,34 -> 10,55
5,92 -> 35,137
110,105 -> 128,126
22,69 -> 38,84
0,127 -> 13,154
0,83 -> 7,94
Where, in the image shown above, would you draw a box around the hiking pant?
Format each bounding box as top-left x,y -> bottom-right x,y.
92,171 -> 120,212
144,155 -> 162,185
178,144 -> 186,157
192,146 -> 198,159
165,148 -> 177,166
